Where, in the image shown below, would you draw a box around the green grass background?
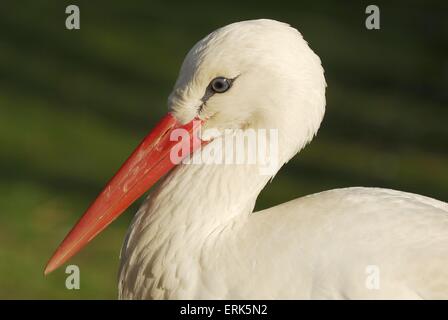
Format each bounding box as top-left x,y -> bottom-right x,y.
0,0 -> 446,298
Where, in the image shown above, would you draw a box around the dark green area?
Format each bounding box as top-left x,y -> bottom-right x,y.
0,0 -> 446,298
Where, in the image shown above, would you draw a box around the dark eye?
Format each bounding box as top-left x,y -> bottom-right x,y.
210,77 -> 231,93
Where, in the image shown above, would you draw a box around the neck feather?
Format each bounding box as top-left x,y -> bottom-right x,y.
118,142 -> 273,298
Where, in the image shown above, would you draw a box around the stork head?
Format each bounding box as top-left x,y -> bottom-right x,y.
170,19 -> 326,161
45,19 -> 326,274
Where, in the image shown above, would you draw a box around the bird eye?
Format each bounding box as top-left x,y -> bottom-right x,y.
210,77 -> 231,93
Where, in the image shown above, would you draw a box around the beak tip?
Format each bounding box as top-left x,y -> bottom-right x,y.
44,263 -> 53,276
44,256 -> 59,276
43,266 -> 51,276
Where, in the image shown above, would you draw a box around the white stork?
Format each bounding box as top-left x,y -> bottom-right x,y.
45,19 -> 448,299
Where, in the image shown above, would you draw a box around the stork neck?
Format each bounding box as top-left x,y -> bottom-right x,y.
146,158 -> 272,231
119,138 -> 279,297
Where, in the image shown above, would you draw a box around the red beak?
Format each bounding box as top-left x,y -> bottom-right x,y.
45,113 -> 204,275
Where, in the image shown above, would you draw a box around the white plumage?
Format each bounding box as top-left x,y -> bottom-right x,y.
114,19 -> 448,299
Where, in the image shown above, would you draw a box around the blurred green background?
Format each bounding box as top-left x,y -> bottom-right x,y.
0,0 -> 446,299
